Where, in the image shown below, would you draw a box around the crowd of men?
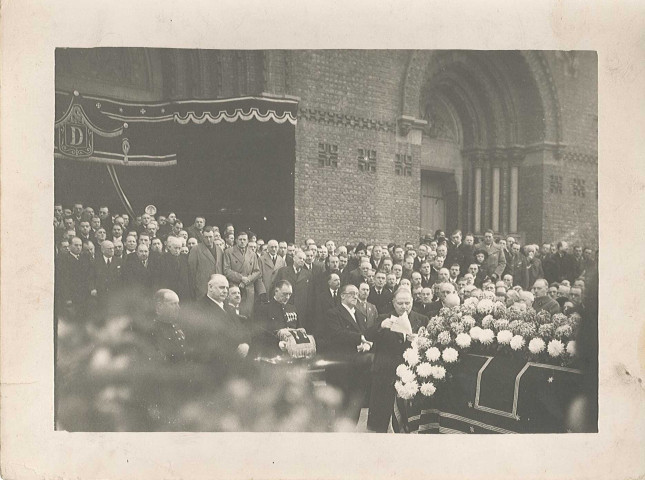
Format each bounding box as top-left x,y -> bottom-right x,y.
54,202 -> 598,431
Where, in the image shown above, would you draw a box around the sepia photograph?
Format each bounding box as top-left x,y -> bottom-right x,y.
2,1 -> 644,479
53,48 -> 598,434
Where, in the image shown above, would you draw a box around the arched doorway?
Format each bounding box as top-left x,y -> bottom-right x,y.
411,51 -> 551,239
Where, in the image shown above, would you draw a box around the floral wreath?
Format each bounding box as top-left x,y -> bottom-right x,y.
395,295 -> 581,401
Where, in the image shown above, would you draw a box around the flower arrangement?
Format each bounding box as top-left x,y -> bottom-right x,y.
395,298 -> 581,402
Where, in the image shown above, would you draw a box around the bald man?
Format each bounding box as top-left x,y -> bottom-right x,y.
366,287 -> 429,432
188,274 -> 250,363
149,289 -> 186,363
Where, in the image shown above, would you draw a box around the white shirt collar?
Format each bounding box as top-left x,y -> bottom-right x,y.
207,296 -> 225,310
342,303 -> 356,316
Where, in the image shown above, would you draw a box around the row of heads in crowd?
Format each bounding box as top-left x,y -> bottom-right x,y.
54,203 -> 597,264
55,204 -> 593,311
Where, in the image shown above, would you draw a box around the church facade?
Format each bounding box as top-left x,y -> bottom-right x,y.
55,49 -> 598,247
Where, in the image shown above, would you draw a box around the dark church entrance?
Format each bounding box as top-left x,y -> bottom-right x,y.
173,119 -> 295,241
54,91 -> 297,241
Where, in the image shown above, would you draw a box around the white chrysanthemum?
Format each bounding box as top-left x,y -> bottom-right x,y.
431,365 -> 446,380
482,291 -> 496,300
462,315 -> 476,329
426,347 -> 441,362
481,314 -> 494,329
510,335 -> 525,351
397,365 -> 416,384
416,336 -> 432,349
397,380 -> 419,399
416,362 -> 433,378
396,364 -> 409,378
469,326 -> 483,341
513,302 -> 527,312
477,298 -> 494,314
528,337 -> 546,354
403,347 -> 421,367
442,347 -> 459,363
420,382 -> 436,397
464,297 -> 479,307
437,330 -> 452,345
496,330 -> 513,345
455,332 -> 472,349
394,380 -> 407,398
494,301 -> 507,311
547,339 -> 565,357
566,340 -> 577,356
480,328 -> 495,345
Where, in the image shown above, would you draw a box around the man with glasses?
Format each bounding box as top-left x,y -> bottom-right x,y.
324,284 -> 374,426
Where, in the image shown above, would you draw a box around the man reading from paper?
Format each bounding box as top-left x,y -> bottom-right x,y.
365,286 -> 429,432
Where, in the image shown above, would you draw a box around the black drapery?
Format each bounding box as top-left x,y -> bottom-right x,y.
54,91 -> 296,240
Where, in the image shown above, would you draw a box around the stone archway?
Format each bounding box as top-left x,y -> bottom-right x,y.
402,51 -> 558,238
400,50 -> 561,145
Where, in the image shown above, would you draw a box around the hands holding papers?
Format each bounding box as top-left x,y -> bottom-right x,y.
381,311 -> 417,342
386,311 -> 413,335
357,335 -> 373,353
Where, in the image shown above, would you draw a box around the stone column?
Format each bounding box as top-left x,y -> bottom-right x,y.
492,165 -> 501,232
500,156 -> 510,234
474,164 -> 482,234
509,165 -> 519,233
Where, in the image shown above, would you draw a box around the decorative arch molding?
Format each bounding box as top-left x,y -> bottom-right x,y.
420,51 -> 509,148
521,51 -> 562,145
401,50 -> 561,148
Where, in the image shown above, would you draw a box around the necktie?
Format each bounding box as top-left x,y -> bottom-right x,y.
272,255 -> 276,265
333,290 -> 337,299
107,258 -> 111,266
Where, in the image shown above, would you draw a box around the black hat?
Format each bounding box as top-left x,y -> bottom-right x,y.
355,242 -> 367,254
474,248 -> 489,259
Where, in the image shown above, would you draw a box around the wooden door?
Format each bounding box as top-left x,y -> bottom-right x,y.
421,172 -> 446,235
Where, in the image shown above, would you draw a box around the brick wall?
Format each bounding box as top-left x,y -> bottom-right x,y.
541,52 -> 598,248
542,157 -> 598,249
291,50 -> 420,246
289,50 -> 597,248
